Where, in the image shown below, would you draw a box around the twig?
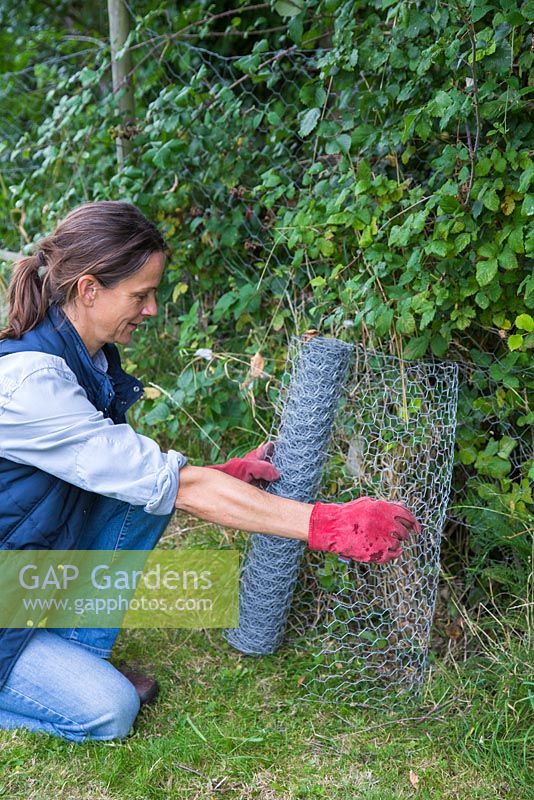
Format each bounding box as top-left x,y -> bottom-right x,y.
377,195 -> 433,233
174,27 -> 287,39
218,46 -> 298,99
455,1 -> 481,201
126,4 -> 271,54
312,74 -> 333,163
333,702 -> 448,733
172,761 -> 207,778
62,34 -> 104,46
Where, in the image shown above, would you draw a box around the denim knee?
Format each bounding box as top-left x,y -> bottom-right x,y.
68,671 -> 141,742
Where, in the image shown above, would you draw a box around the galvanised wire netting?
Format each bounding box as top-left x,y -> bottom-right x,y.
0,45 -> 106,189
140,40 -> 323,308
226,336 -> 460,704
1,39 -> 330,330
225,336 -> 353,655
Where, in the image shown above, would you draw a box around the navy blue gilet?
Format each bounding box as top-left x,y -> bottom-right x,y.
0,304 -> 143,688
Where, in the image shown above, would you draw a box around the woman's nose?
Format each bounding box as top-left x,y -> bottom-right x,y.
142,298 -> 158,317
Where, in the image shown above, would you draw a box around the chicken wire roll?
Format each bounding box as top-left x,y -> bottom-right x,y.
224,336 -> 353,655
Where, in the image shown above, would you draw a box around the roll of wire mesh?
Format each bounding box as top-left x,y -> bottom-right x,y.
224,335 -> 353,655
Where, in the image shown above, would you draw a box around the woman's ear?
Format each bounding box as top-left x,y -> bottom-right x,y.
76,275 -> 99,306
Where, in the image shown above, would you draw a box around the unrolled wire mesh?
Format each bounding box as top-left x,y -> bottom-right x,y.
301,343 -> 458,703
227,336 -> 459,704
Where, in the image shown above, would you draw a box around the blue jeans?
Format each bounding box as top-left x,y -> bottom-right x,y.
0,496 -> 172,742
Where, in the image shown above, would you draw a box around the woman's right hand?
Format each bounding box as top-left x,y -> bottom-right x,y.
308,497 -> 421,564
174,467 -> 420,563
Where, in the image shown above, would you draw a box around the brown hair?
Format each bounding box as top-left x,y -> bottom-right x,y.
0,201 -> 166,340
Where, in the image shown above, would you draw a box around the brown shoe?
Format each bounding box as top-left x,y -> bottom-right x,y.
117,663 -> 159,706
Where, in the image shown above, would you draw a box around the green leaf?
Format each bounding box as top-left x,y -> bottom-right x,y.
475,157 -> 492,177
374,306 -> 394,336
213,290 -> 236,322
475,451 -> 511,479
472,5 -> 491,22
507,334 -> 523,351
492,313 -> 512,329
482,190 -> 500,212
439,195 -> 461,213
475,291 -> 490,309
272,309 -> 289,330
455,232 -> 471,253
396,312 -> 416,334
172,282 -> 189,303
402,113 -> 416,143
144,401 -> 171,426
459,447 -> 477,465
233,283 -> 260,319
518,162 -> 534,193
336,134 -> 352,154
497,436 -> 517,460
451,305 -> 476,329
288,12 -> 304,43
521,194 -> 534,216
498,246 -> 518,270
274,0 -> 304,17
326,211 -> 352,225
477,242 -> 498,258
310,276 -> 326,288
431,334 -> 449,357
318,238 -> 335,257
476,259 -> 498,286
299,107 -> 321,137
425,239 -> 448,258
291,249 -> 304,268
403,333 -> 431,359
420,308 -> 436,328
518,273 -> 534,301
508,227 -> 524,253
515,314 -> 534,332
261,170 -> 282,188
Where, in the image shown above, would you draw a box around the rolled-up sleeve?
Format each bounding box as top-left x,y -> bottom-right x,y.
0,353 -> 187,515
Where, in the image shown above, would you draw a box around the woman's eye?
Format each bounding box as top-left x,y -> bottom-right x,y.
136,294 -> 148,301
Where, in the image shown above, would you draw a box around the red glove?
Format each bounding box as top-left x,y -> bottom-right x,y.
308,497 -> 421,564
207,443 -> 280,484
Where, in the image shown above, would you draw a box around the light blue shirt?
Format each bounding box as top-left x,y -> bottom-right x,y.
0,351 -> 187,515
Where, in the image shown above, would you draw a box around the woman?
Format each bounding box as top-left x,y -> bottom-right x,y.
0,201 -> 419,742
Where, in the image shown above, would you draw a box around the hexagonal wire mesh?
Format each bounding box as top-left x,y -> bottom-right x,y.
225,336 -> 459,705
224,336 -> 353,655
123,40 -> 333,322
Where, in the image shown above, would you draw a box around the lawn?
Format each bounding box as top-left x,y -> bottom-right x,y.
0,516 -> 531,800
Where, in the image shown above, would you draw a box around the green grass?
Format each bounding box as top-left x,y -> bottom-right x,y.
0,627 -> 529,800
0,517 -> 532,800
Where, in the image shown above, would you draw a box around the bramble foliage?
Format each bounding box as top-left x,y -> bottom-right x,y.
0,0 -> 532,626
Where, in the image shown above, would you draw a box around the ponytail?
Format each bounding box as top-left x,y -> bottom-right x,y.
0,253 -> 50,340
0,201 -> 166,341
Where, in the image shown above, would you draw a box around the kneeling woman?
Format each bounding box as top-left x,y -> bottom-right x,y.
0,201 -> 419,742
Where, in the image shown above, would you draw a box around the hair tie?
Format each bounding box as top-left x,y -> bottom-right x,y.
36,251 -> 48,281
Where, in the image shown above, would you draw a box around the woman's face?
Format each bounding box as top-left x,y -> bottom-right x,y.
87,251 -> 166,351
